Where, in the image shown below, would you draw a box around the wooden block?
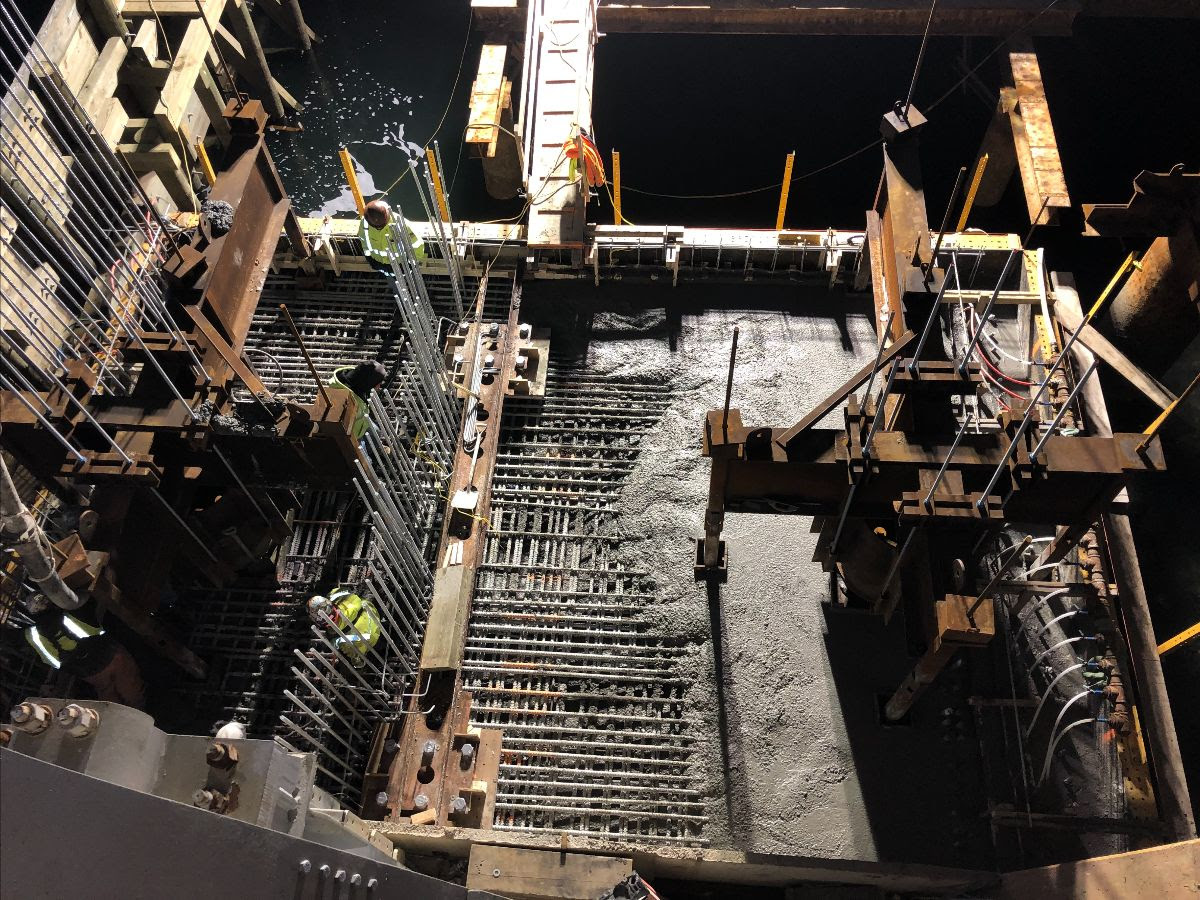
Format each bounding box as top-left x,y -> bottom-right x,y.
466,845 -> 632,900
77,35 -> 128,119
419,564 -> 476,671
123,0 -> 223,15
128,18 -> 158,65
467,44 -> 508,157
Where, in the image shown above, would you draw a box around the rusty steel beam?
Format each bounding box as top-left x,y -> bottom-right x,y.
386,277 -> 522,830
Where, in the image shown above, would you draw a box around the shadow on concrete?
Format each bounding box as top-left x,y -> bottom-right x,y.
819,600 -> 995,869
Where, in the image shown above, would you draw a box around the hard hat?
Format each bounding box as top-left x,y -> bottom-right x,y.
364,200 -> 391,228
307,595 -> 331,622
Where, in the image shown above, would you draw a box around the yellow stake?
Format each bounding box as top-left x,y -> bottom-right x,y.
612,150 -> 623,226
1137,369 -> 1200,454
339,146 -> 365,215
775,152 -> 795,232
955,153 -> 988,233
1158,620 -> 1200,656
426,147 -> 450,222
1087,251 -> 1138,320
194,139 -> 216,187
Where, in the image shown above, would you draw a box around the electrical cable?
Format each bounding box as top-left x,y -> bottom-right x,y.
616,0 -> 1062,202
375,8 -> 475,198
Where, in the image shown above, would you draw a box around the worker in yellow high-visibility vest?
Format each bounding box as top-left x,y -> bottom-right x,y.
307,588 -> 382,669
19,595 -> 145,709
360,200 -> 425,274
327,360 -> 386,441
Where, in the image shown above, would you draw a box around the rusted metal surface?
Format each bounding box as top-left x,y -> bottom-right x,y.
1082,166 -> 1200,237
386,279 -> 523,828
1106,225 -> 1200,369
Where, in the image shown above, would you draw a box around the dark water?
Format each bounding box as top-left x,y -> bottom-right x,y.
265,1 -> 510,222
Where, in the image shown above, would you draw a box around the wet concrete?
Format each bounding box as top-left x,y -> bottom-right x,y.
520,282 -> 995,866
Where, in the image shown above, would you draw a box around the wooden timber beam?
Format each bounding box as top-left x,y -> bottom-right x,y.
995,840 -> 1200,898
153,1 -> 227,155
466,45 -> 508,158
253,0 -> 321,47
212,23 -> 300,111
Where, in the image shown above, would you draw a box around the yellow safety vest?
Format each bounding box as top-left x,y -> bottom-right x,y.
26,614 -> 104,670
358,216 -> 425,266
329,367 -> 371,440
327,588 -> 381,667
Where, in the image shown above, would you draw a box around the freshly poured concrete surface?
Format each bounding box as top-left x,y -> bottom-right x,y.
523,284 -> 993,867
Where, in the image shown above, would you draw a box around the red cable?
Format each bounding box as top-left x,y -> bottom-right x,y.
965,311 -> 1037,386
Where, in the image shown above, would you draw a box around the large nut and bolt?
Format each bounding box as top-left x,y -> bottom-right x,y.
56,704 -> 100,738
10,702 -> 52,735
192,789 -> 215,808
450,796 -> 468,815
375,791 -> 389,807
413,793 -> 429,811
421,739 -> 437,761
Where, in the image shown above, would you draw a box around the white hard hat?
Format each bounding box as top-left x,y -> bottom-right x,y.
307,595 -> 331,622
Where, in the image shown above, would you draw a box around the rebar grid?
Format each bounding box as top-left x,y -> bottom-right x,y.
171,262 -> 465,806
462,366 -> 706,844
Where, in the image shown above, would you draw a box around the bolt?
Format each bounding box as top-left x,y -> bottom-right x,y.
335,869 -> 346,882
461,742 -> 475,761
367,878 -> 378,891
375,791 -> 389,807
192,789 -> 214,808
10,702 -> 51,735
384,739 -> 399,753
451,796 -> 468,815
319,864 -> 331,878
351,874 -> 362,886
492,868 -> 501,878
413,793 -> 429,811
421,739 -> 437,760
56,704 -> 99,738
298,860 -> 311,874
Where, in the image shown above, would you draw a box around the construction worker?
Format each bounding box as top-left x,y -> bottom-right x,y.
20,595 -> 146,709
307,588 -> 382,668
329,360 -> 387,441
359,199 -> 425,274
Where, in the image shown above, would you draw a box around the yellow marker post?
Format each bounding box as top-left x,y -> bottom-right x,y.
775,152 -> 795,232
955,154 -> 989,233
195,140 -> 216,187
1161,624 -> 1200,657
1088,251 -> 1138,320
612,150 -> 623,226
426,147 -> 450,222
339,146 -> 365,215
1137,369 -> 1200,455
1159,620 -> 1200,656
